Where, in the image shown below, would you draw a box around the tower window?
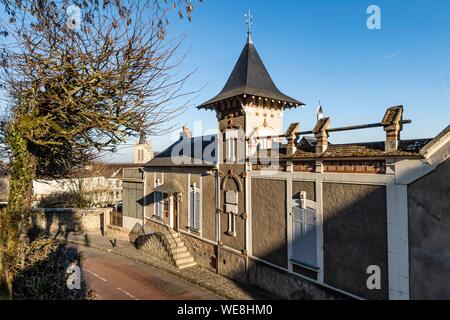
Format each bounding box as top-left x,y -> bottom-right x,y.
225,130 -> 237,162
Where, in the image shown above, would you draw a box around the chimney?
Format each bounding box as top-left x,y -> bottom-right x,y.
313,117 -> 331,154
180,125 -> 192,140
381,106 -> 403,152
285,122 -> 300,156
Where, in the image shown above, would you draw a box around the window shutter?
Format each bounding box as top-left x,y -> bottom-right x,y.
190,190 -> 195,228
194,190 -> 201,230
154,192 -> 158,216
302,208 -> 317,267
292,201 -> 317,268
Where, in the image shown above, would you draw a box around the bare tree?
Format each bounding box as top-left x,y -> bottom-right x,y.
0,0 -> 200,297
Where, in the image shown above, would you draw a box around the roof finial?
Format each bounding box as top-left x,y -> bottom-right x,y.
317,100 -> 324,122
245,9 -> 253,44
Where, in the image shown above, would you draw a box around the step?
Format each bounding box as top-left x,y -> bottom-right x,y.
177,261 -> 197,270
171,251 -> 191,260
175,256 -> 195,266
169,246 -> 189,255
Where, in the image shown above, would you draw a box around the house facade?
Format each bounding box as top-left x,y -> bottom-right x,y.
120,31 -> 450,300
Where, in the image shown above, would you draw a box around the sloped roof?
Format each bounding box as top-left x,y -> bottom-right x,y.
197,37 -> 303,109
145,135 -> 217,167
250,139 -> 432,162
290,139 -> 432,159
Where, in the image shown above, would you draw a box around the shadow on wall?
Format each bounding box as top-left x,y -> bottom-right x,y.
30,208 -> 105,245
128,179 -> 392,300
238,182 -> 390,300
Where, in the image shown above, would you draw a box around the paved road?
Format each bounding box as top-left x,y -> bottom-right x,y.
72,245 -> 222,300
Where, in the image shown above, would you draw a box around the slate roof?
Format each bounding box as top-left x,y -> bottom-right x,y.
290,139 -> 432,159
250,139 -> 432,161
145,135 -> 217,167
197,37 -> 303,109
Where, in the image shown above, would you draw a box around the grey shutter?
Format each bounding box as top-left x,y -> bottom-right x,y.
194,190 -> 201,230
190,190 -> 195,228
302,208 -> 317,267
154,192 -> 161,217
292,204 -> 317,268
292,206 -> 303,262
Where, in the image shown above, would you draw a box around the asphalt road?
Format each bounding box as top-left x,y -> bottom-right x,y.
72,245 -> 222,300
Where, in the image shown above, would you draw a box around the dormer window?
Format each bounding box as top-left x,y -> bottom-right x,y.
225,129 -> 237,162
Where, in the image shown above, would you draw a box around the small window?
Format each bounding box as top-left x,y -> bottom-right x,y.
189,185 -> 201,231
225,130 -> 237,162
138,149 -> 144,162
225,190 -> 238,236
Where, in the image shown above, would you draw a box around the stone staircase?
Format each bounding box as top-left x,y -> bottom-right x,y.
159,228 -> 197,269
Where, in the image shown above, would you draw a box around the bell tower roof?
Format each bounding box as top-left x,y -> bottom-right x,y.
197,16 -> 304,111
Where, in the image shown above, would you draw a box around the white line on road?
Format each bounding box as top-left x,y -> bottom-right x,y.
117,287 -> 139,300
85,269 -> 107,282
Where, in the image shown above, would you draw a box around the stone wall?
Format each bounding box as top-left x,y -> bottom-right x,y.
181,233 -> 217,272
247,258 -> 345,300
31,208 -> 111,235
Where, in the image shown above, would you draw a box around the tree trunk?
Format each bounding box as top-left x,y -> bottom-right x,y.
0,129 -> 36,299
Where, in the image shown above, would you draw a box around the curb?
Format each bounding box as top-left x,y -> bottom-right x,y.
68,239 -> 245,300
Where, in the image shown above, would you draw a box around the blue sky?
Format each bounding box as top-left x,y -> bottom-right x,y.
95,1 -> 450,161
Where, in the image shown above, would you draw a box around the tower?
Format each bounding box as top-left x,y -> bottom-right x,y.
133,133 -> 154,164
196,12 -> 304,158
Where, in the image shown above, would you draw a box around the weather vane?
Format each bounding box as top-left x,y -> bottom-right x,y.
245,10 -> 253,43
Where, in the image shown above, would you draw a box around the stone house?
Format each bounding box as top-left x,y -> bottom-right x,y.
119,31 -> 450,300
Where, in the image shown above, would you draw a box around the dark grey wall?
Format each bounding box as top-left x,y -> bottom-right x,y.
292,180 -> 315,201
251,178 -> 287,268
323,183 -> 389,300
408,158 -> 450,300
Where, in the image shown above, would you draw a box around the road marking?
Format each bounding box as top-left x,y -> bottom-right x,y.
85,269 -> 107,282
117,287 -> 139,300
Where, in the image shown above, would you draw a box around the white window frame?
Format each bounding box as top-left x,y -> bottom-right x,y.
225,130 -> 237,162
188,183 -> 201,232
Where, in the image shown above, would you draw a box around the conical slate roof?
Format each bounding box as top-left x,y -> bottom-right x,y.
197,36 -> 303,109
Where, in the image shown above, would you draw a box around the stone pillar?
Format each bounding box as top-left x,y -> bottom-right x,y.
313,117 -> 331,154
285,123 -> 300,156
382,106 -> 404,153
